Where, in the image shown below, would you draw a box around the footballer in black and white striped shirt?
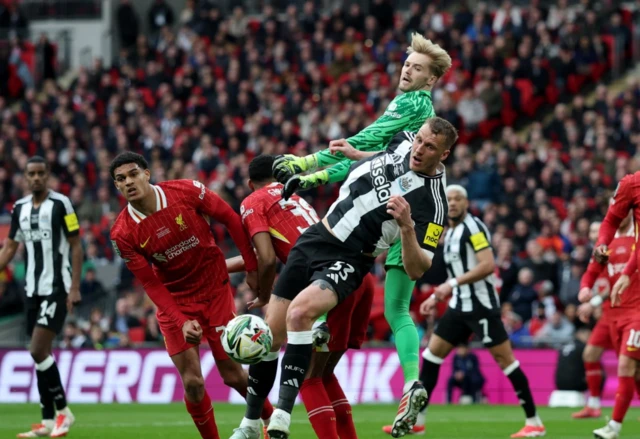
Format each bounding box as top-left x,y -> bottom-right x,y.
0,156 -> 83,437
416,185 -> 546,438
242,117 -> 457,439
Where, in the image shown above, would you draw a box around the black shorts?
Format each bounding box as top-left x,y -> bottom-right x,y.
273,223 -> 375,303
26,291 -> 68,336
434,307 -> 508,348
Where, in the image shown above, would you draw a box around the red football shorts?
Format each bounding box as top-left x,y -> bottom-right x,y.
327,273 -> 375,351
157,294 -> 235,358
588,318 -> 614,350
609,315 -> 640,361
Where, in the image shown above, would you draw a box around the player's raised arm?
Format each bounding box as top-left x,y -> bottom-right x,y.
273,33 -> 450,189
111,236 -> 190,329
595,175 -> 636,261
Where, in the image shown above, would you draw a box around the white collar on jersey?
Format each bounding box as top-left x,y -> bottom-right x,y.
414,162 -> 446,179
127,185 -> 168,224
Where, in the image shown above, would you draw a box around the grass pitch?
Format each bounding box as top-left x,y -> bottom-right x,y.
1,403 -> 640,438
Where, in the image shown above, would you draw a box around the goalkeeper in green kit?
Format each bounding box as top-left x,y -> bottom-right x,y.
273,32 -> 452,437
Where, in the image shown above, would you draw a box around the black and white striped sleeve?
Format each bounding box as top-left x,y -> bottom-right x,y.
412,179 -> 447,258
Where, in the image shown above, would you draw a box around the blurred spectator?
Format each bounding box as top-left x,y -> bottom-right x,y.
111,297 -> 142,335
0,1 -> 27,40
117,0 -> 140,49
59,321 -> 91,349
457,89 -> 487,130
509,267 -> 537,322
80,268 -> 107,305
148,0 -> 174,35
558,259 -> 584,305
36,35 -> 56,83
534,310 -> 575,348
447,344 -> 485,404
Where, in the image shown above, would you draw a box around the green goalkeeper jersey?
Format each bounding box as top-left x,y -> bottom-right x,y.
315,90 -> 435,183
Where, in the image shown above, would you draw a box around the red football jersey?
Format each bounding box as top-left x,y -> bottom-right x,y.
240,182 -> 320,262
111,180 -> 257,327
582,225 -> 635,319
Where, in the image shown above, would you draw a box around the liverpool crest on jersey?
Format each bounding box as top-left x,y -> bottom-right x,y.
175,214 -> 188,231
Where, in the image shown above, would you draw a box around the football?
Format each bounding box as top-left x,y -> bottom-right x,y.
222,314 -> 273,365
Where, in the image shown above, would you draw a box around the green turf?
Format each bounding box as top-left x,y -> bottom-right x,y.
1,403 -> 639,438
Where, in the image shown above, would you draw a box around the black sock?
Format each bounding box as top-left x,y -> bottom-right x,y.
40,360 -> 68,411
277,331 -> 313,414
35,370 -> 55,420
245,353 -> 279,420
419,349 -> 444,413
505,362 -> 536,418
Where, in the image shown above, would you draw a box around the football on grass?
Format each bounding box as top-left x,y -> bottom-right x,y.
222,315 -> 273,365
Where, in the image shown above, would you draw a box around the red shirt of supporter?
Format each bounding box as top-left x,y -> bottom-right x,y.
240,182 -> 320,263
111,178 -> 257,329
581,224 -> 635,321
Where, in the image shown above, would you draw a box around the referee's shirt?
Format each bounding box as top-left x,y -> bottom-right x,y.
8,191 -> 80,297
443,213 -> 500,313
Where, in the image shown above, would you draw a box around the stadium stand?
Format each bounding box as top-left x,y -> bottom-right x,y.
0,0 -> 638,348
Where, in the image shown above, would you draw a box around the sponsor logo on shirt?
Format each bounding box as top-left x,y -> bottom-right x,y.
156,226 -> 170,239
64,213 -> 79,232
268,188 -> 281,197
153,253 -> 168,263
140,237 -> 151,248
470,232 -> 490,251
175,214 -> 188,231
423,223 -> 443,248
192,180 -> 206,200
241,208 -> 254,222
21,229 -> 51,242
165,236 -> 200,260
371,156 -> 391,203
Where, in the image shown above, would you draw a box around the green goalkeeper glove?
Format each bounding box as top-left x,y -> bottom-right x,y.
282,170 -> 329,200
272,154 -> 319,184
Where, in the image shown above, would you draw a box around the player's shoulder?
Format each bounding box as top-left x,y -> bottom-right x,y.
159,179 -> 202,192
243,183 -> 282,209
48,190 -> 74,210
14,194 -> 32,206
11,194 -> 32,213
391,130 -> 415,144
463,214 -> 489,233
399,90 -> 432,105
110,209 -> 134,239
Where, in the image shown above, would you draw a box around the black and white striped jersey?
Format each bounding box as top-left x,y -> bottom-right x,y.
325,131 -> 448,258
8,191 -> 80,297
444,213 -> 500,313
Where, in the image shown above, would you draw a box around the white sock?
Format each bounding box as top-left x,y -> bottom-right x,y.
57,407 -> 72,417
525,415 -> 542,427
587,396 -> 601,409
416,410 -> 426,427
403,380 -> 418,394
42,420 -> 54,430
240,417 -> 261,430
608,420 -> 622,433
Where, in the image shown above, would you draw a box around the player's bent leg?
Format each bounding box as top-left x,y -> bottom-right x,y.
573,344 -> 604,419
31,327 -> 74,439
488,341 -> 544,438
269,281 -> 339,439
171,346 -> 220,439
301,352 -> 340,439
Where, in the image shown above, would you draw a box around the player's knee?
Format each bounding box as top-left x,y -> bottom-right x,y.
286,303 -> 313,331
29,346 -> 48,364
618,356 -> 637,377
183,374 -> 205,399
493,352 -> 516,370
582,346 -> 597,363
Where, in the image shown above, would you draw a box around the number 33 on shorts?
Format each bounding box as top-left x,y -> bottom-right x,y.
327,261 -> 355,283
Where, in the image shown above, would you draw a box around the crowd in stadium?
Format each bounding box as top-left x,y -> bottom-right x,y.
0,0 -> 638,350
